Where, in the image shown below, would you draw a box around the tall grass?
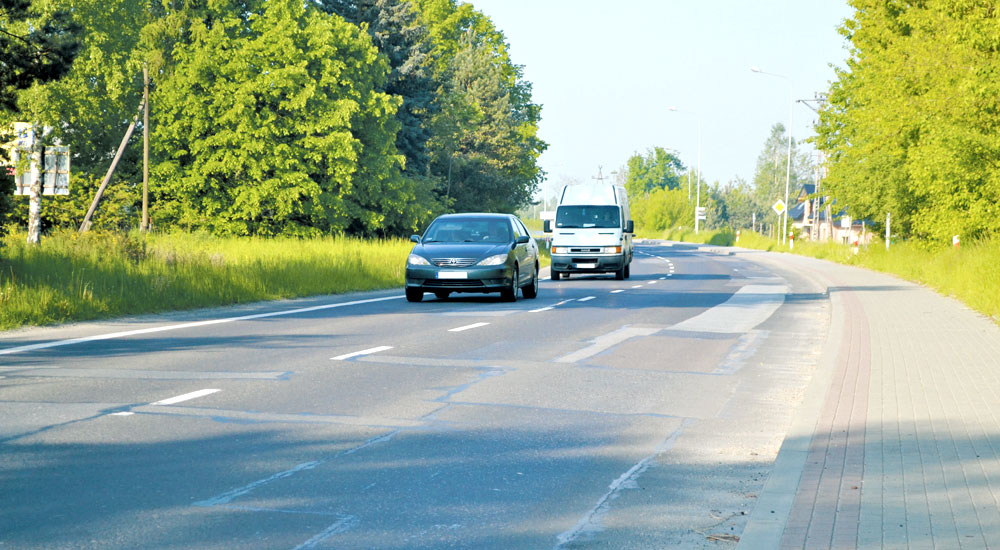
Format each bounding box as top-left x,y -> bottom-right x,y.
686,229 -> 1000,323
0,230 -> 411,330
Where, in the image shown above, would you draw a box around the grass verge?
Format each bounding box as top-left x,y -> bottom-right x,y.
669,229 -> 1000,324
0,230 -> 411,331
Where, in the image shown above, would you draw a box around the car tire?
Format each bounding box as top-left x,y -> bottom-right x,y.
551,270 -> 561,281
624,263 -> 631,279
522,265 -> 539,299
405,288 -> 424,302
434,291 -> 450,300
501,267 -> 518,302
615,265 -> 626,280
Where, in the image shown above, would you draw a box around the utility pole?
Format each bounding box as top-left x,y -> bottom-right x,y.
142,63 -> 150,232
592,166 -> 607,184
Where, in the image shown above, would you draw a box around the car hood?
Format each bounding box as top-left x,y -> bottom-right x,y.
412,242 -> 510,260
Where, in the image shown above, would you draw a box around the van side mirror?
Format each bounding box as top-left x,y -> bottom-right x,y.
543,220 -> 552,233
625,220 -> 634,234
410,234 -> 420,243
515,235 -> 530,244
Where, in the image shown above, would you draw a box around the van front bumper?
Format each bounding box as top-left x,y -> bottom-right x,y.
550,253 -> 626,273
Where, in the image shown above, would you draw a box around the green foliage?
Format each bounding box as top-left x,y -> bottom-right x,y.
817,0 -> 1000,244
624,147 -> 684,199
418,0 -> 546,214
750,123 -> 812,216
0,0 -> 81,113
0,229 -> 412,329
151,0 -> 413,236
631,187 -> 694,237
10,173 -> 140,231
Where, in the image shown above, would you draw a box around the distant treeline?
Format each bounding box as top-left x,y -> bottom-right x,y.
0,0 -> 546,238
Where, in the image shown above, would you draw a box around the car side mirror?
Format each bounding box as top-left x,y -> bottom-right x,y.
625,220 -> 634,234
410,234 -> 420,243
515,235 -> 530,244
543,220 -> 552,233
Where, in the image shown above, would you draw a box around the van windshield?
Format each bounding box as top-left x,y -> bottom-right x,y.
555,205 -> 620,229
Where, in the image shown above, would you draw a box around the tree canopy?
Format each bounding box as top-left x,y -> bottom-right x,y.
1,0 -> 545,237
816,0 -> 1000,243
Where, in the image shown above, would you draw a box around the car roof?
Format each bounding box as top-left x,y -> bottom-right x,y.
435,213 -> 515,219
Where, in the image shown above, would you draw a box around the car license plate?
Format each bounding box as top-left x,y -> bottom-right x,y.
437,271 -> 468,279
575,263 -> 597,269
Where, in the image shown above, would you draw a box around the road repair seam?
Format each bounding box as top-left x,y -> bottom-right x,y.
554,419 -> 694,548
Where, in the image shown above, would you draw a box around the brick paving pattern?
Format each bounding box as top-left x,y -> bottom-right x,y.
742,254 -> 1000,550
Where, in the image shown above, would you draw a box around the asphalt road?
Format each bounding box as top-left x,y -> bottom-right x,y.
0,242 -> 830,549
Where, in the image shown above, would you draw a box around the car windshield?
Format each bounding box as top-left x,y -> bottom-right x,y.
423,218 -> 511,243
555,205 -> 620,229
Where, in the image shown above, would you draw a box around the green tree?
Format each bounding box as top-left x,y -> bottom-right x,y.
750,123 -> 811,219
817,0 -> 1000,243
624,147 -> 684,200
0,0 -> 80,113
151,0 -> 410,236
416,0 -> 545,214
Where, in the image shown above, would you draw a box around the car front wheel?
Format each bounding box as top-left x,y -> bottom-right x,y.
405,288 -> 424,302
522,264 -> 538,299
501,267 -> 518,302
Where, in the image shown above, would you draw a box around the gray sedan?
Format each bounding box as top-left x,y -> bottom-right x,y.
405,213 -> 540,302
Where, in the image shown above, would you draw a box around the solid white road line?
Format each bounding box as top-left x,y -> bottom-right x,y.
448,322 -> 490,332
0,295 -> 406,356
577,296 -> 596,302
331,346 -> 393,361
152,388 -> 221,406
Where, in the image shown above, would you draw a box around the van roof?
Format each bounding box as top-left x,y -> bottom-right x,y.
559,184 -> 622,206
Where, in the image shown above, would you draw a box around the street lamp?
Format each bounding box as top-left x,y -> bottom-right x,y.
668,106 -> 702,233
751,66 -> 793,245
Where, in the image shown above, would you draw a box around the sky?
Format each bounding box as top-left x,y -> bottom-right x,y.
469,1 -> 855,200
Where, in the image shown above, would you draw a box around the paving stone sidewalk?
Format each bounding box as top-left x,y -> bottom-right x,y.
738,252 -> 1000,550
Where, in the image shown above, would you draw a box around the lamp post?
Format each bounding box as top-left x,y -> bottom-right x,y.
668,106 -> 701,233
751,66 -> 793,245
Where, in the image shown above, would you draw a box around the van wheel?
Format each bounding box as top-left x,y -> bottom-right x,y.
615,265 -> 626,280
551,270 -> 561,281
405,288 -> 424,302
624,263 -> 630,279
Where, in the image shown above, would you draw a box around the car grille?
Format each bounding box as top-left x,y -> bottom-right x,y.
431,257 -> 478,267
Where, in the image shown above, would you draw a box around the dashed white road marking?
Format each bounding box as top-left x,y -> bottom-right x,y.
331,346 -> 393,361
0,295 -> 405,356
111,412 -> 134,416
448,322 -> 490,332
293,516 -> 360,550
530,306 -> 554,313
648,281 -> 658,285
152,388 -> 221,406
577,296 -> 596,302
659,277 -> 666,280
610,290 -> 625,294
631,285 -> 643,289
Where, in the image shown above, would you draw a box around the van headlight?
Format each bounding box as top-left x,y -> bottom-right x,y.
408,254 -> 430,265
478,254 -> 508,266
602,246 -> 622,254
551,246 -> 569,254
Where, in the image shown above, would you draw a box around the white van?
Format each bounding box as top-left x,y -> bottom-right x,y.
543,184 -> 634,280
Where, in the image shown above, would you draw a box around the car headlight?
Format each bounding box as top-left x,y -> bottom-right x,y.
551,246 -> 569,254
407,254 -> 430,266
478,254 -> 508,266
602,246 -> 622,254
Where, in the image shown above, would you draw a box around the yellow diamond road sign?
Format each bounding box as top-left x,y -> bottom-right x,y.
772,199 -> 786,215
